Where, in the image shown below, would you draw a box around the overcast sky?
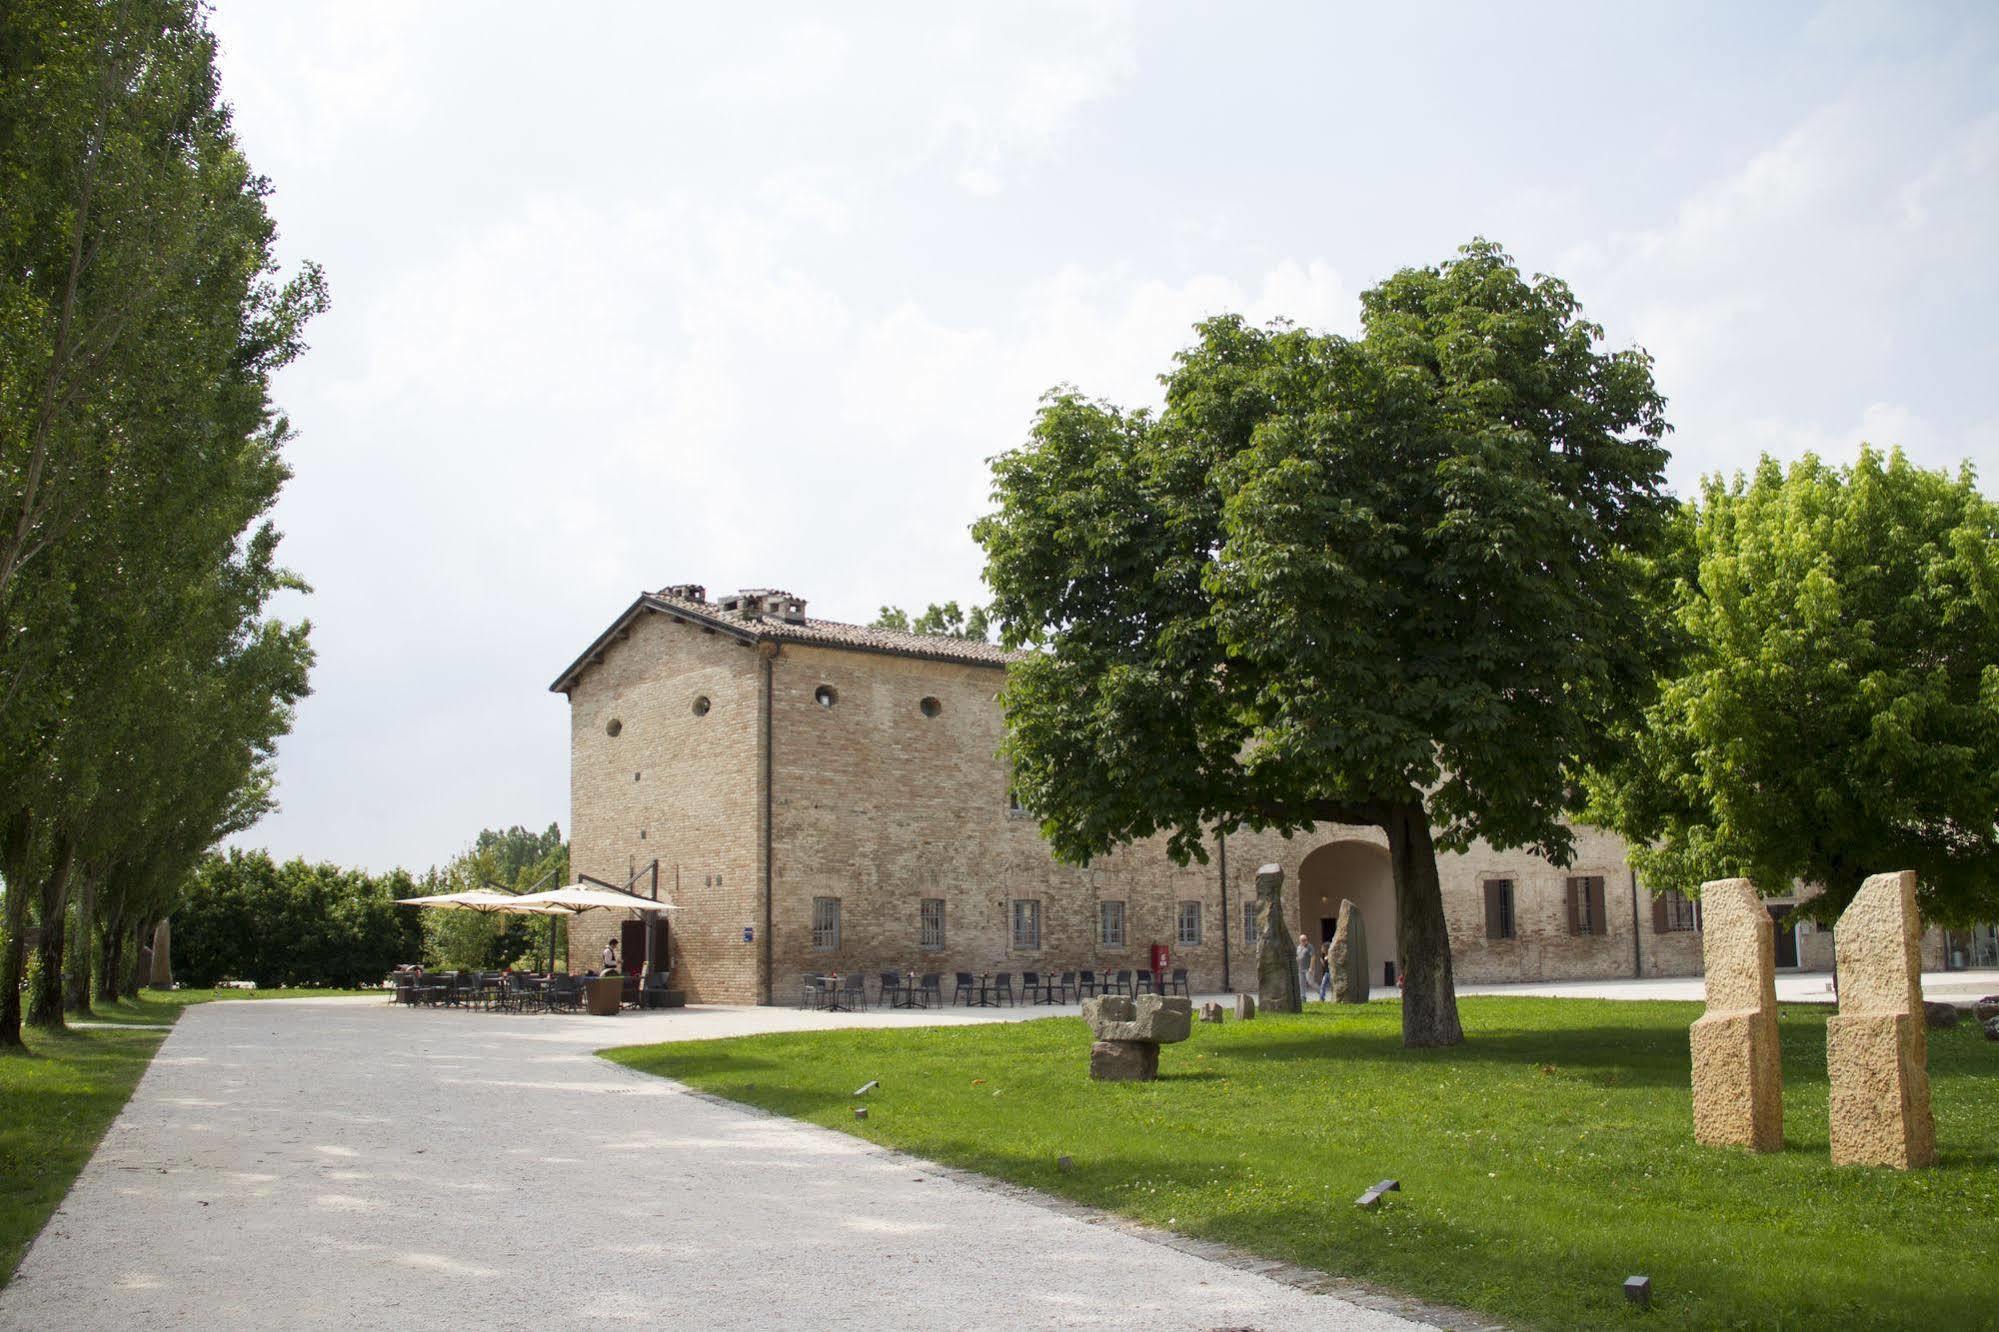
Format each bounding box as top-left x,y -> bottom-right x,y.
208,1 -> 1999,872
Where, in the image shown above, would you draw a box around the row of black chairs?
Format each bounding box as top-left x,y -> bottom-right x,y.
953,968 -> 1191,1006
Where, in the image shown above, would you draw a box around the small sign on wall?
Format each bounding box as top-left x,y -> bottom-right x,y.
743,926 -> 755,944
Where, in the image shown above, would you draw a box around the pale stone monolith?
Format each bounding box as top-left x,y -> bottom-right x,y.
1828,870 -> 1936,1169
1234,993 -> 1256,1020
1689,879 -> 1783,1151
1199,1001 -> 1224,1024
1330,899 -> 1369,1004
1255,864 -> 1302,1014
149,918 -> 173,990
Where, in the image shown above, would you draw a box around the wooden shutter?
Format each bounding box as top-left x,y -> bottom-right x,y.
1565,878 -> 1581,935
1484,881 -> 1502,939
1652,892 -> 1670,934
1587,877 -> 1607,936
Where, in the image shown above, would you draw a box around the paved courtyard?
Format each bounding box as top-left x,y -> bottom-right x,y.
0,997 -> 1435,1331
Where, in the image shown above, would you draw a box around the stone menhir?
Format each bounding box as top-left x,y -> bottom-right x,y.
1082,994 -> 1192,1082
1330,898 -> 1369,1004
1234,993 -> 1256,1020
1199,1001 -> 1224,1024
149,918 -> 173,991
1689,879 -> 1783,1152
1828,870 -> 1936,1169
1255,863 -> 1302,1014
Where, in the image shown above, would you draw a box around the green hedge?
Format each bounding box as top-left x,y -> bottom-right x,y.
174,850 -> 424,988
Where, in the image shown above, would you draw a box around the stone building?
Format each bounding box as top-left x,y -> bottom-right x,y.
551,585 -> 1942,1004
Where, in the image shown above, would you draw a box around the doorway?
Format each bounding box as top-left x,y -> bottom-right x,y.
1767,905 -> 1799,969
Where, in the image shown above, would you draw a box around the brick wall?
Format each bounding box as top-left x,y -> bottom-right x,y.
566,609 -> 764,1003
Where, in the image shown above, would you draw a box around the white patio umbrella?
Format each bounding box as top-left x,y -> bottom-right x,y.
394,889 -> 569,915
509,884 -> 680,980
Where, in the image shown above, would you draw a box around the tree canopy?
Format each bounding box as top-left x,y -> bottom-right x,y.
975,239 -> 1673,1046
871,601 -> 993,640
1586,448 -> 1999,926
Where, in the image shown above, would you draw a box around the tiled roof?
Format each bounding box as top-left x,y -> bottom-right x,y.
551,586 -> 1016,692
646,588 -> 1015,665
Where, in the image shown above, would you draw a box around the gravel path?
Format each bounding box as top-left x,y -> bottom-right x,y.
1,997 -> 1435,1331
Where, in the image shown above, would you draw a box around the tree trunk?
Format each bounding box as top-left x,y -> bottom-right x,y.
1384,797 -> 1464,1048
0,925 -> 22,1047
65,874 -> 95,1016
99,901 -> 123,1004
27,843 -> 73,1030
128,916 -> 151,994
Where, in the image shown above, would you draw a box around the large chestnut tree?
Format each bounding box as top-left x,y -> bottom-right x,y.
975,240 -> 1673,1047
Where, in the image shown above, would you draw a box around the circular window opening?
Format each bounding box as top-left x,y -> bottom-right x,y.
605,718 -> 623,737
814,684 -> 838,708
692,696 -> 711,716
919,696 -> 941,718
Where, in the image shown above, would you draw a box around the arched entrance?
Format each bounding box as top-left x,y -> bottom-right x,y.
1298,840 -> 1397,987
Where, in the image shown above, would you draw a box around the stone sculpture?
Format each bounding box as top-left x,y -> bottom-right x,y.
149,918 -> 173,990
1255,863 -> 1302,1014
1234,993 -> 1256,1020
1330,899 -> 1369,1004
1828,870 -> 1936,1169
1199,1001 -> 1224,1024
1689,879 -> 1783,1151
1082,993 -> 1192,1081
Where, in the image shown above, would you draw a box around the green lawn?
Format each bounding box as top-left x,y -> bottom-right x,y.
606,999 -> 1999,1331
0,985 -> 381,1286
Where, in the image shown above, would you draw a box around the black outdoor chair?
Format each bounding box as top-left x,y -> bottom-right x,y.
1167,967 -> 1191,996
640,970 -> 676,1009
1056,970 -> 1078,1003
800,973 -> 830,1009
1111,969 -> 1133,997
549,974 -> 582,1013
990,973 -> 1015,1006
917,973 -> 942,1007
842,972 -> 868,1009
878,971 -> 906,1008
1021,971 -> 1043,1003
1076,969 -> 1100,999
953,972 -> 978,1006
1135,969 -> 1155,995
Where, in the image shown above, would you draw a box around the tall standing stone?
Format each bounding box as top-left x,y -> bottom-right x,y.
1255,864 -> 1301,1014
1828,870 -> 1936,1169
149,918 -> 173,990
1689,879 -> 1783,1151
1329,899 -> 1369,1004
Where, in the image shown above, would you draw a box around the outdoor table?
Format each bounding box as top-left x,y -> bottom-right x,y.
817,975 -> 853,1013
966,973 -> 1003,1008
890,972 -> 925,1009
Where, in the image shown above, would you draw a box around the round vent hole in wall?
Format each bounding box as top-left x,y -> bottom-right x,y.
815,685 -> 838,708
920,697 -> 941,718
692,696 -> 711,716
605,718 -> 623,737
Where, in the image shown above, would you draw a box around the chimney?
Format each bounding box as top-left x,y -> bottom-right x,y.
715,588 -> 807,624
659,583 -> 706,604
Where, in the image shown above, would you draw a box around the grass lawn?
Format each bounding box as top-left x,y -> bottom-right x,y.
607,998 -> 1999,1330
0,985 -> 381,1286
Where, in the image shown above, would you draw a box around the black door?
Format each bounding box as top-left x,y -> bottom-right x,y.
1767,906 -> 1798,969
1320,917 -> 1337,945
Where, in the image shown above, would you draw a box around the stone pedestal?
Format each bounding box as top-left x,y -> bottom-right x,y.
1330,899 -> 1369,1004
1089,1040 -> 1160,1080
1081,994 -> 1191,1082
1690,879 -> 1783,1152
1255,863 -> 1302,1014
1828,870 -> 1936,1169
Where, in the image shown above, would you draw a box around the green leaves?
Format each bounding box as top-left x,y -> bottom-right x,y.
1586,448 -> 1999,924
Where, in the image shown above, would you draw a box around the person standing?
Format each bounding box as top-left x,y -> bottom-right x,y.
601,938 -> 620,974
1315,940 -> 1333,1002
1295,933 -> 1312,998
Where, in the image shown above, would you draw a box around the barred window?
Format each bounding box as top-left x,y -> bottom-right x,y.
1177,901 -> 1202,946
1242,900 -> 1261,948
1483,879 -> 1517,940
1566,876 -> 1607,937
1011,898 -> 1042,951
1098,899 -> 1126,948
919,898 -> 946,950
811,896 -> 841,951
1654,888 -> 1698,933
